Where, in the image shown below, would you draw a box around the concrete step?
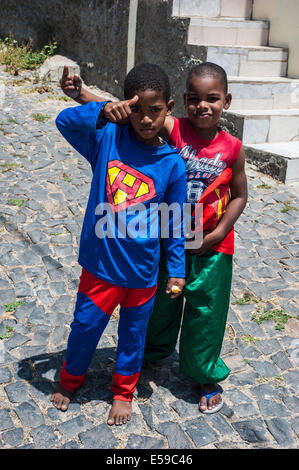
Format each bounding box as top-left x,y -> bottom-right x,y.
207,45 -> 288,77
172,0 -> 253,20
228,77 -> 299,111
223,108 -> 299,144
188,17 -> 269,47
244,141 -> 299,183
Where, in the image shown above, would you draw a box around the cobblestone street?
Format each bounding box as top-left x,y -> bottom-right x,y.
0,67 -> 298,450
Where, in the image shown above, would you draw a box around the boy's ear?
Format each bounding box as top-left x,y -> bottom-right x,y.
224,93 -> 232,110
166,99 -> 175,115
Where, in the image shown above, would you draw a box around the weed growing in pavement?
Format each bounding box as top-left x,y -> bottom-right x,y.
257,183 -> 272,189
253,306 -> 295,331
232,292 -> 259,305
31,113 -> 50,122
241,334 -> 260,343
0,325 -> 14,339
7,198 -> 24,207
281,200 -> 298,213
4,300 -> 24,312
0,35 -> 57,75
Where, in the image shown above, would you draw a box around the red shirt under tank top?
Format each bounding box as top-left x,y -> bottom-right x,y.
168,117 -> 242,254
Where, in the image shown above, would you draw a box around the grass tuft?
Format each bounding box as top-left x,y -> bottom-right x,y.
0,35 -> 57,75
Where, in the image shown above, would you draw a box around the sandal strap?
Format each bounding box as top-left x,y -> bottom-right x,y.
199,385 -> 222,401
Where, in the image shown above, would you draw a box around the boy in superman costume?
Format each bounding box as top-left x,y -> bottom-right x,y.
60,62 -> 248,414
51,63 -> 187,425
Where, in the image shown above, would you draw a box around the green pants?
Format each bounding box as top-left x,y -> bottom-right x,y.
144,250 -> 232,384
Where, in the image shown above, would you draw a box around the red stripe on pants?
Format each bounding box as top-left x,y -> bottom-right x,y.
78,268 -> 157,313
60,361 -> 86,393
111,371 -> 140,401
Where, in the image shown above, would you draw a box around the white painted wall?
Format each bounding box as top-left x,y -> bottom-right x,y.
252,0 -> 299,78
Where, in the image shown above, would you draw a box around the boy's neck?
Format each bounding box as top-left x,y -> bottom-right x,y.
132,127 -> 164,147
190,123 -> 220,141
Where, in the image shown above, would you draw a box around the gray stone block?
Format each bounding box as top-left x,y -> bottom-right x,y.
126,434 -> 164,449
247,360 -> 280,378
5,381 -> 30,403
184,418 -> 218,448
37,55 -> 80,82
266,418 -> 294,447
57,415 -> 93,439
2,427 -> 23,447
232,418 -> 268,443
15,402 -> 45,427
30,424 -> 59,449
78,423 -> 118,449
157,421 -> 194,449
0,409 -> 14,431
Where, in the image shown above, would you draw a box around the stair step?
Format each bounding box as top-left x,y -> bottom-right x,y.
172,0 -> 253,20
188,17 -> 269,47
223,109 -> 299,144
228,77 -> 299,110
244,141 -> 299,183
207,45 -> 288,77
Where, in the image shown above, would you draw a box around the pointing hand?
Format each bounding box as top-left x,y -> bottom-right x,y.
60,65 -> 83,99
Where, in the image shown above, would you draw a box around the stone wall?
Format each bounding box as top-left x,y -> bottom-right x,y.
0,0 -> 129,98
0,0 -> 205,115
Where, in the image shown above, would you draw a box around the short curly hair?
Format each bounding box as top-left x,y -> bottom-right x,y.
124,63 -> 171,102
187,62 -> 228,94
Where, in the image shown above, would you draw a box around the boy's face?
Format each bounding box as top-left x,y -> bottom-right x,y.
184,75 -> 231,134
128,89 -> 173,146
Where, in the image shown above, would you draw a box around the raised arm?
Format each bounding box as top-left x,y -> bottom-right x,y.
60,65 -> 105,104
60,66 -> 175,138
56,101 -> 109,169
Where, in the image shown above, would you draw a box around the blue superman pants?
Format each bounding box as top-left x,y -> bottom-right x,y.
60,268 -> 156,401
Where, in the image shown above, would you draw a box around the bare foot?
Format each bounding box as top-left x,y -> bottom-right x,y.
107,399 -> 132,426
198,383 -> 222,412
50,384 -> 72,411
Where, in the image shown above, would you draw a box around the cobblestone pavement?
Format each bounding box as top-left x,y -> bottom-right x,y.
0,67 -> 298,450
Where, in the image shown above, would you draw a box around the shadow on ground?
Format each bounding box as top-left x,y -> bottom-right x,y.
15,347 -> 200,407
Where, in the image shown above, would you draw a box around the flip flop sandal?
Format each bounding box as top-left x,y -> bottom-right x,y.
198,384 -> 224,414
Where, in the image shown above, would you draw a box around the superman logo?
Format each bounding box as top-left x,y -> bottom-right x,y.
106,160 -> 156,212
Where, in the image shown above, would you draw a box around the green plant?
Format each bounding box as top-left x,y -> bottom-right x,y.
0,325 -> 14,339
0,35 -> 57,74
58,95 -> 73,102
253,307 -> 295,331
232,292 -> 259,305
281,200 -> 298,213
0,163 -> 20,172
11,153 -> 26,158
31,113 -> 50,122
257,183 -> 272,189
7,198 -> 24,207
64,176 -> 72,182
241,334 -> 259,343
4,300 -> 24,312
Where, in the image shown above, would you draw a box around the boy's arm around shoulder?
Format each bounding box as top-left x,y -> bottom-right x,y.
60,66 -> 176,138
160,115 -> 175,141
224,144 -> 248,230
188,146 -> 248,255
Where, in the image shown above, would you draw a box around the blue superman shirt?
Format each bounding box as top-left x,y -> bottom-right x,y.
56,101 -> 187,288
